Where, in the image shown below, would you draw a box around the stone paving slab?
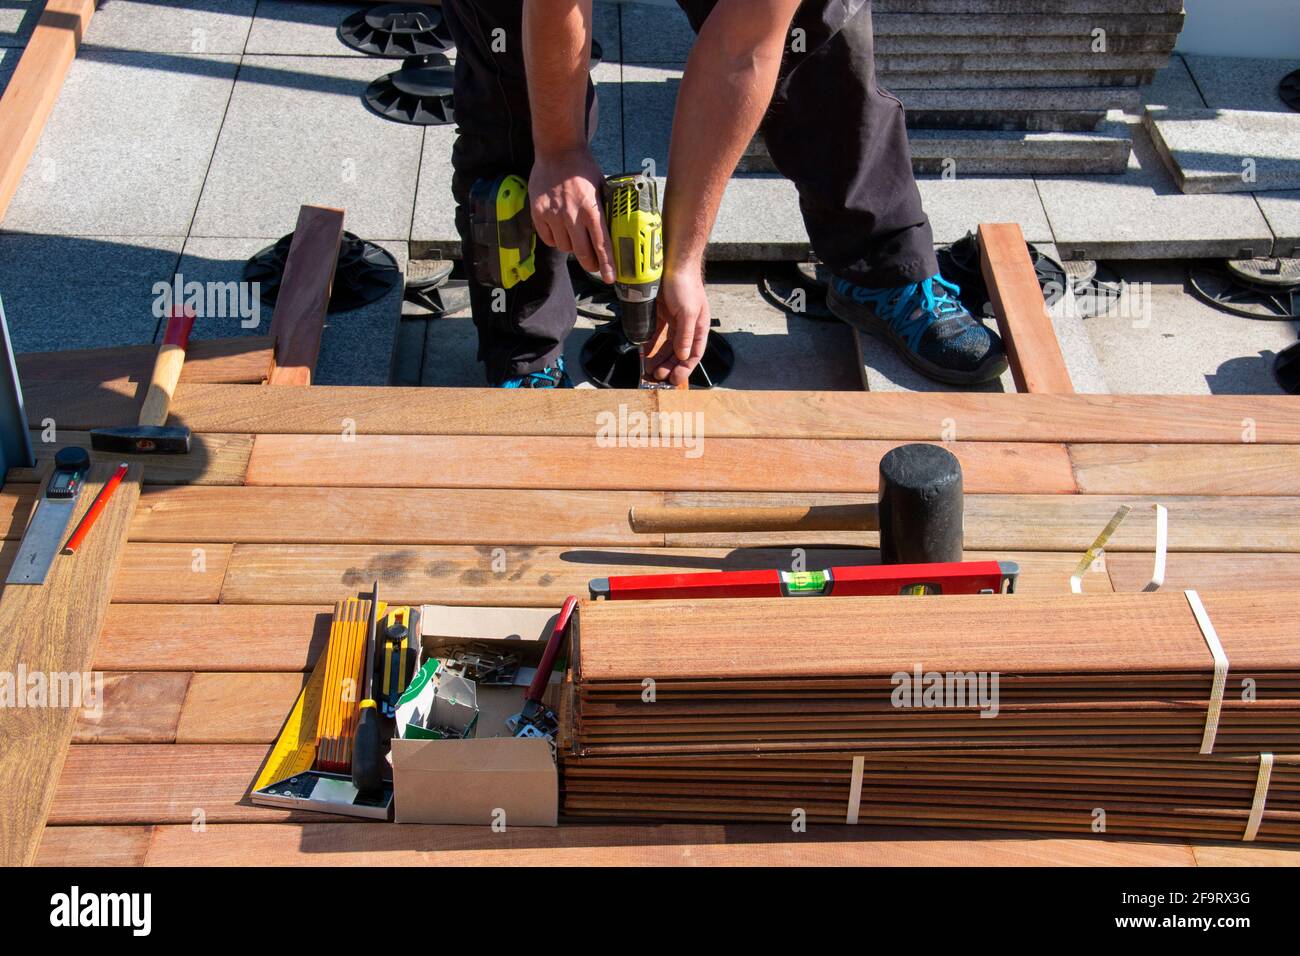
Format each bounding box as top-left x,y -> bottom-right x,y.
175,235 -> 407,385
411,60 -> 624,258
247,1 -> 620,59
1081,261 -> 1293,396
1183,55 -> 1300,112
0,234 -> 182,354
1035,120 -> 1275,261
1144,107 -> 1300,195
1141,54 -> 1207,110
245,1 -> 370,57
192,55 -> 424,241
84,0 -> 256,55
908,125 -> 1133,176
0,0 -> 42,48
1256,192 -> 1300,259
916,177 -> 1053,245
906,86 -> 1141,113
4,51 -> 239,237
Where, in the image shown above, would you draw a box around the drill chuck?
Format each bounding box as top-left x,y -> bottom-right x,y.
621,299 -> 657,347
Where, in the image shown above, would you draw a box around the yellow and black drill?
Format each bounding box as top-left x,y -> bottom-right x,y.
603,172 -> 664,380
470,171 -> 664,383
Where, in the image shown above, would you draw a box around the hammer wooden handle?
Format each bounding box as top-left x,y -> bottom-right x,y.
629,503 -> 879,534
138,308 -> 196,427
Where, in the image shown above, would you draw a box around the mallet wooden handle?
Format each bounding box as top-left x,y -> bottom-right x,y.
629,503 -> 879,534
138,308 -> 196,427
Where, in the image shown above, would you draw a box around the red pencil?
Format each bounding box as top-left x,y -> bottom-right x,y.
62,462 -> 129,555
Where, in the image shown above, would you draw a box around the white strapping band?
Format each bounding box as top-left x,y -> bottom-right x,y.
1243,753 -> 1274,842
1185,589 -> 1229,754
1142,504 -> 1168,592
1069,504 -> 1167,594
846,756 -> 864,825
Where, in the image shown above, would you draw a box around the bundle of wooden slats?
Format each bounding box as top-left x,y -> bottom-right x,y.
562,590 -> 1300,842
561,749 -> 1300,844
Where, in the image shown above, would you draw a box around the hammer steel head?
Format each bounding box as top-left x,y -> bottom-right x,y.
90,425 -> 192,455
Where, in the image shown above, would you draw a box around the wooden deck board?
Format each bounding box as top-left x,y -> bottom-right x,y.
52,385 -> 1295,443
45,821 -> 1203,867
27,385 -> 1300,443
175,673 -> 306,744
1107,552 -> 1300,593
978,222 -> 1073,394
267,205 -> 345,387
2,542 -> 233,602
72,672 -> 190,744
0,463 -> 140,866
1071,444 -> 1300,496
658,392 -> 1300,443
16,336 -> 275,386
48,744 -> 321,825
125,486 -> 663,545
96,604 -> 332,672
35,825 -> 155,867
245,434 -> 1078,494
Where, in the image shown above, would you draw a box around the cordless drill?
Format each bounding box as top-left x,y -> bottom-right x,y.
471,170 -> 664,384
603,173 -> 664,382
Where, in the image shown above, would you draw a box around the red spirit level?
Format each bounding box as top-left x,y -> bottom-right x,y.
589,561 -> 1019,601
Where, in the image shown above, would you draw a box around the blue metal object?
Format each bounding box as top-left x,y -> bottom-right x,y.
0,292 -> 36,481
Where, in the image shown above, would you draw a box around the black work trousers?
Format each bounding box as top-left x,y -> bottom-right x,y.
441,0 -> 937,383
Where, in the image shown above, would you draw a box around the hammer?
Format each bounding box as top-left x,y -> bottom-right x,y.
90,307 -> 195,455
629,443 -> 965,564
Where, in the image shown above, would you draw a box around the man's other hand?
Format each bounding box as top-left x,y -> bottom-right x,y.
647,265 -> 710,388
529,147 -> 615,284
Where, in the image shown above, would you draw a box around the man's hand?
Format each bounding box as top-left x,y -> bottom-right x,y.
647,265 -> 710,388
528,147 -> 615,284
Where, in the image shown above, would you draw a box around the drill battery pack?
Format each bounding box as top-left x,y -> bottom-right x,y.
469,174 -> 536,290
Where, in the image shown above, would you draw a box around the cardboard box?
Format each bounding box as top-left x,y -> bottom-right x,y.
390,605 -> 562,827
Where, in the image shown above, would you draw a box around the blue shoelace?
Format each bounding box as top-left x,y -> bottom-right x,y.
847,275 -> 966,352
500,356 -> 567,389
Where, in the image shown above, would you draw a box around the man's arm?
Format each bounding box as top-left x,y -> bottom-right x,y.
523,0 -> 614,283
649,0 -> 803,386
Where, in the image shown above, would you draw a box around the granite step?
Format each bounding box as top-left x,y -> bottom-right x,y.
878,70 -> 1156,89
873,0 -> 1184,13
877,52 -> 1175,74
877,33 -> 1180,55
873,13 -> 1187,38
739,125 -> 1133,177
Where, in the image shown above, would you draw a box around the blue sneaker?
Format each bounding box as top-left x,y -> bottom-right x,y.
828,274 -> 1008,385
497,355 -> 574,389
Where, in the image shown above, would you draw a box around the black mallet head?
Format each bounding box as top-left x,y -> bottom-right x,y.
89,425 -> 192,455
